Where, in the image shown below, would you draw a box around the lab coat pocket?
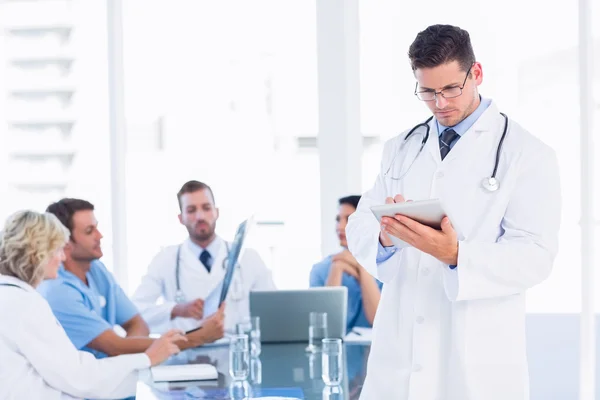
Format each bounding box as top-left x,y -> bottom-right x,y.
463,295 -> 528,399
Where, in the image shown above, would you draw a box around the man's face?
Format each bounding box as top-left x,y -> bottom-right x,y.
67,210 -> 103,262
178,189 -> 219,243
336,203 -> 356,248
414,60 -> 483,127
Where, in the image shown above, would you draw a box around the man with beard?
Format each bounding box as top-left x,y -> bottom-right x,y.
39,198 -> 225,359
132,180 -> 276,334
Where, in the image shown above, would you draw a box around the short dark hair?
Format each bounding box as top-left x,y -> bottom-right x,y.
408,24 -> 476,72
339,195 -> 361,210
46,198 -> 95,234
177,180 -> 215,210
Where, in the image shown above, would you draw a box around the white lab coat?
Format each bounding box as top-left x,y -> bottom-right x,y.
0,275 -> 150,400
132,237 -> 276,334
347,101 -> 561,400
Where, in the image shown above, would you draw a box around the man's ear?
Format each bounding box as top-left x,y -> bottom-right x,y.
178,213 -> 183,225
472,62 -> 483,86
215,207 -> 220,220
63,240 -> 74,254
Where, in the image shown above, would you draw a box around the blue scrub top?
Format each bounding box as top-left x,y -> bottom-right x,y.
309,255 -> 383,332
38,260 -> 139,359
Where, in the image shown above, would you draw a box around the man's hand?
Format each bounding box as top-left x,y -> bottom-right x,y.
200,306 -> 225,343
381,214 -> 458,265
145,329 -> 186,366
185,304 -> 225,348
379,195 -> 406,247
171,298 -> 204,320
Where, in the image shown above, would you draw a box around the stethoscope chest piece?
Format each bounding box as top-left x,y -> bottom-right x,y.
175,290 -> 186,304
481,177 -> 499,192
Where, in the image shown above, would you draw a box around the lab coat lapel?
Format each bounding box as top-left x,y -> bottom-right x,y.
0,275 -> 35,292
425,119 -> 442,165
180,244 -> 214,299
210,242 -> 227,283
181,238 -> 228,299
437,102 -> 507,240
441,102 -> 501,165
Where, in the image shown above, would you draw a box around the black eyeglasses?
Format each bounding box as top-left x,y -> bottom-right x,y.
414,63 -> 474,101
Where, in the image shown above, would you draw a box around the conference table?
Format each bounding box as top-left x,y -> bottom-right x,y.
136,341 -> 370,399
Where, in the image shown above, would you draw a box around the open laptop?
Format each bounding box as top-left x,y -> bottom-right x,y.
250,287 -> 347,343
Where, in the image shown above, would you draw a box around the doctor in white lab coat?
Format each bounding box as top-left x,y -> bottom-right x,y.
346,25 -> 561,400
0,210 -> 184,400
132,180 -> 276,334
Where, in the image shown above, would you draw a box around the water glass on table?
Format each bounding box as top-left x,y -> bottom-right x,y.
306,311 -> 328,353
322,385 -> 344,400
236,316 -> 261,356
321,338 -> 343,386
229,334 -> 250,381
250,356 -> 262,385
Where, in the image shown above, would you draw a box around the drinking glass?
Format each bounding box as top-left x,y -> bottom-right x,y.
306,311 -> 328,353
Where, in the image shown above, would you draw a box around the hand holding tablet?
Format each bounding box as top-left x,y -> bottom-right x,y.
371,198 -> 448,248
370,198 -> 447,230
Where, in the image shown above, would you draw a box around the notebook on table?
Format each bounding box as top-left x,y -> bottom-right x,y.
151,364 -> 218,382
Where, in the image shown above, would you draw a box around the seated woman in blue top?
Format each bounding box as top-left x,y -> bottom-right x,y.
309,195 -> 383,332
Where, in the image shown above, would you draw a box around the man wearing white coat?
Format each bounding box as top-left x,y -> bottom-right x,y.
346,25 -> 561,400
132,180 -> 276,334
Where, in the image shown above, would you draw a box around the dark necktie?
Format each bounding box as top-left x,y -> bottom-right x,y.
199,250 -> 212,273
439,128 -> 460,160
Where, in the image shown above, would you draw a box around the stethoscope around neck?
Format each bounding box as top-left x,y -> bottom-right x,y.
174,241 -> 243,304
384,112 -> 509,192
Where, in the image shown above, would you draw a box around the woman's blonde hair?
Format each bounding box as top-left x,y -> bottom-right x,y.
0,210 -> 69,286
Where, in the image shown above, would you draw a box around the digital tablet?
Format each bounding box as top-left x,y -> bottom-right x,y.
370,199 -> 447,230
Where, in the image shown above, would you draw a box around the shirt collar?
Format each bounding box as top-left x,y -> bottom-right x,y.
436,96 -> 492,136
0,274 -> 36,292
186,236 -> 222,260
57,262 -> 97,288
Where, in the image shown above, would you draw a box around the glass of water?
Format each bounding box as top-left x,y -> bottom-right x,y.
229,380 -> 252,400
322,385 -> 344,400
321,338 -> 343,386
306,312 -> 328,353
236,316 -> 261,356
229,334 -> 250,381
250,356 -> 262,385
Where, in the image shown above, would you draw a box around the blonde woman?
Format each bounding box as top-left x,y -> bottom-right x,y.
0,210 -> 186,400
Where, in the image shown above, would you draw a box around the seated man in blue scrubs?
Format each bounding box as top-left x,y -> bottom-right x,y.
309,195 -> 383,332
39,198 -> 224,358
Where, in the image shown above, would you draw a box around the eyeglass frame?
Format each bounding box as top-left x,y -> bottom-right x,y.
414,62 -> 475,101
